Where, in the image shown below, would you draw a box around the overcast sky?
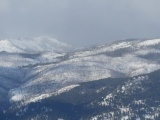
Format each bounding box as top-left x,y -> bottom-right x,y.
1,0 -> 160,47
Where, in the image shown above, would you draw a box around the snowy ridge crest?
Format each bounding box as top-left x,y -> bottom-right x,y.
0,36 -> 72,53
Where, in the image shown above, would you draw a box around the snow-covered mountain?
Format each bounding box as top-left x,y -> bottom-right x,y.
0,38 -> 160,119
0,36 -> 71,104
7,38 -> 160,106
2,68 -> 160,120
0,36 -> 72,53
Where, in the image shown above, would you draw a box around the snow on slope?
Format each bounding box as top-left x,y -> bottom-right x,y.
138,39 -> 160,46
0,53 -> 38,67
0,39 -> 23,53
0,36 -> 71,102
71,39 -> 160,58
10,84 -> 79,105
0,36 -> 72,53
11,36 -> 72,53
0,36 -> 71,67
9,38 -> 160,105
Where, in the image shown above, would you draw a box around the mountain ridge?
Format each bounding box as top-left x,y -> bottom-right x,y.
1,69 -> 160,120
0,36 -> 72,53
5,38 -> 160,106
0,38 -> 160,119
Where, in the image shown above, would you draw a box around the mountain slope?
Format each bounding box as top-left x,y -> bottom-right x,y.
9,39 -> 160,105
0,36 -> 72,53
0,36 -> 70,104
0,39 -> 23,53
1,69 -> 160,120
0,38 -> 160,119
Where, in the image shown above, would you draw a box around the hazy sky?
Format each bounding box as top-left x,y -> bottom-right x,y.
1,0 -> 160,47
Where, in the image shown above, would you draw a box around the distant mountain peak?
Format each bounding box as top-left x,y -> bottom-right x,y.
0,36 -> 73,53
0,39 -> 23,53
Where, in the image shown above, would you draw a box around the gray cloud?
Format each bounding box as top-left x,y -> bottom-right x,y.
1,0 -> 160,47
0,0 -> 10,13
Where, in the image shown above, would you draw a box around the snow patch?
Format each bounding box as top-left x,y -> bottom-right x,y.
10,84 -> 80,106
138,39 -> 160,47
54,84 -> 80,96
